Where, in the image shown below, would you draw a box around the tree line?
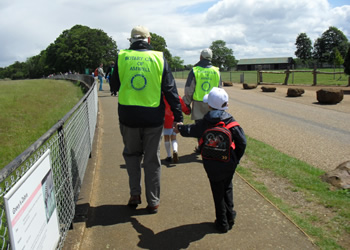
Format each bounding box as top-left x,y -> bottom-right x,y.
0,24 -> 237,80
295,26 -> 350,74
1,24 -> 350,80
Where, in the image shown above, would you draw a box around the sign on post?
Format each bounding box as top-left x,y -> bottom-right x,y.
4,150 -> 60,250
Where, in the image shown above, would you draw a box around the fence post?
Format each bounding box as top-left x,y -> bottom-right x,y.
257,65 -> 262,84
284,66 -> 290,85
240,72 -> 244,83
313,65 -> 317,86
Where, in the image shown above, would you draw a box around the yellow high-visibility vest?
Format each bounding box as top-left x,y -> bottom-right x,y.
118,49 -> 164,107
192,66 -> 220,101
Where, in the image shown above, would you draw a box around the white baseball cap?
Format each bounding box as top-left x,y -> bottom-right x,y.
203,87 -> 228,110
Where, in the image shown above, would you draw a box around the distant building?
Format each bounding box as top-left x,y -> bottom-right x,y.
237,57 -> 294,71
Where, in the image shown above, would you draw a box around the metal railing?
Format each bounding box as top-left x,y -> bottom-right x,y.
0,74 -> 98,249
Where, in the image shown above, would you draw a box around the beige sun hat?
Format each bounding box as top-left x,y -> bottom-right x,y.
130,25 -> 151,39
201,48 -> 213,60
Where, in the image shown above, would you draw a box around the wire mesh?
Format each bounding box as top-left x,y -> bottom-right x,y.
0,76 -> 97,249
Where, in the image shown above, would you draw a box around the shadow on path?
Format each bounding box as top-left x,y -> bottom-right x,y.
78,203 -> 217,249
131,218 -> 216,250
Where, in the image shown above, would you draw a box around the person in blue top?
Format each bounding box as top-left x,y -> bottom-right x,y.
110,25 -> 183,214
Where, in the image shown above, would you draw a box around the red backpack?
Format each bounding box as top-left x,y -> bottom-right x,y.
199,121 -> 239,162
94,68 -> 98,77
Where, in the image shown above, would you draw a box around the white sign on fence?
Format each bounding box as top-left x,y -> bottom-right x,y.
4,149 -> 60,250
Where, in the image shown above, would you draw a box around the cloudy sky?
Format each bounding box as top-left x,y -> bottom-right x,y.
0,0 -> 349,68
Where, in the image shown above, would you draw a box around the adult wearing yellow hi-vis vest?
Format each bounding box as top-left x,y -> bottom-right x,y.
183,48 -> 222,152
183,48 -> 222,122
110,25 -> 183,214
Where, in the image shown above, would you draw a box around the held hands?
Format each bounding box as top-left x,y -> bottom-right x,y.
173,122 -> 183,134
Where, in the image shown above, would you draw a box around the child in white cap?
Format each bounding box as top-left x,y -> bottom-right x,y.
175,87 -> 246,233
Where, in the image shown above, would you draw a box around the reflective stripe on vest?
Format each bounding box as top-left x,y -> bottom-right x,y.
118,50 -> 164,107
192,66 -> 220,101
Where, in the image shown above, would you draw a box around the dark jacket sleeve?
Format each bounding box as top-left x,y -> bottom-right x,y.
105,66 -> 111,78
230,125 -> 247,164
162,57 -> 183,123
178,119 -> 207,139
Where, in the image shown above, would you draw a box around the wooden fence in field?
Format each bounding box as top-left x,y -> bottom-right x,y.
258,66 -> 350,86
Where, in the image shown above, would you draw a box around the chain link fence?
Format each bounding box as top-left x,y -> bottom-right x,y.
0,74 -> 97,249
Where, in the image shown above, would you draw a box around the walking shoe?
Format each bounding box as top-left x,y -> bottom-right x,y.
173,151 -> 179,163
146,205 -> 159,214
214,220 -> 229,233
128,195 -> 141,208
228,219 -> 235,230
165,157 -> 172,162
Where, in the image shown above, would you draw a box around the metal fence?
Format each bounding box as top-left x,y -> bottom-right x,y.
0,74 -> 98,249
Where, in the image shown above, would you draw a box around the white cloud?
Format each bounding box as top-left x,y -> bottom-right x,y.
0,0 -> 349,68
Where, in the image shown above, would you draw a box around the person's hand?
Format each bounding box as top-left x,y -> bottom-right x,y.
173,122 -> 183,134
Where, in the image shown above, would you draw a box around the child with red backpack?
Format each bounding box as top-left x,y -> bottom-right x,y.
175,87 -> 246,233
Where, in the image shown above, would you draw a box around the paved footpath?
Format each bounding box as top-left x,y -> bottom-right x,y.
63,84 -> 318,250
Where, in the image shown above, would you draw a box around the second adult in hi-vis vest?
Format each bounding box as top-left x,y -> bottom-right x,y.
192,66 -> 220,101
118,49 -> 164,107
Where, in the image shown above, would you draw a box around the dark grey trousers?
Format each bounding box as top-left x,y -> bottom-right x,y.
120,123 -> 163,207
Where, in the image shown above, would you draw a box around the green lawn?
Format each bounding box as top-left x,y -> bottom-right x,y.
173,68 -> 349,86
0,79 -> 84,169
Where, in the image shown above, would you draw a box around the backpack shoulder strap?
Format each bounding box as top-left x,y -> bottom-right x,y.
225,121 -> 240,129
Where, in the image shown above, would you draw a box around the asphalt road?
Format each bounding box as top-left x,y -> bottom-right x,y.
176,79 -> 350,172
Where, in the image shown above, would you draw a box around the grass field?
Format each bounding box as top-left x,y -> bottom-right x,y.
0,79 -> 85,169
173,68 -> 349,86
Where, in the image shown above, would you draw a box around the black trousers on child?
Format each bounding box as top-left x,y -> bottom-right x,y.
209,173 -> 236,230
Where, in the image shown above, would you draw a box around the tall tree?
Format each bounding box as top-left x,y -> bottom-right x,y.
26,50 -> 50,78
209,40 -> 236,71
295,33 -> 312,63
312,26 -> 349,65
334,48 -> 344,68
150,32 -> 172,62
150,32 -> 184,70
171,56 -> 184,71
46,25 -> 118,73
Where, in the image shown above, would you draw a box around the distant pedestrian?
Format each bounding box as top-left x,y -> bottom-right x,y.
183,48 -> 222,152
175,87 -> 246,233
98,63 -> 105,91
105,61 -> 117,96
110,25 -> 183,214
163,96 -> 190,163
